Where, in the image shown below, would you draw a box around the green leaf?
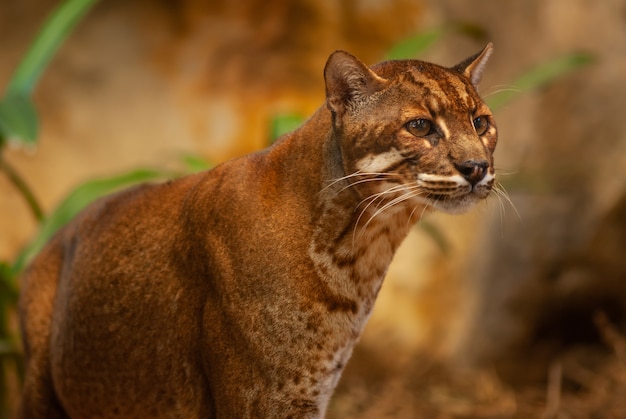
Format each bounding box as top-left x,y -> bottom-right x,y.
418,220 -> 450,255
0,262 -> 18,302
385,28 -> 445,60
0,93 -> 38,146
181,154 -> 212,173
5,0 -> 100,96
0,340 -> 11,355
270,113 -> 304,143
12,168 -> 167,274
385,23 -> 488,60
487,52 -> 594,111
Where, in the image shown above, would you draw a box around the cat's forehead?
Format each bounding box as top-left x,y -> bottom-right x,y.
372,60 -> 482,112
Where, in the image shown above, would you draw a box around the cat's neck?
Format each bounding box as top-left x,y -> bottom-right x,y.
274,107 -> 425,316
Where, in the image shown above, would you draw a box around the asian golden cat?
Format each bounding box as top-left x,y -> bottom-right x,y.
19,44 -> 496,418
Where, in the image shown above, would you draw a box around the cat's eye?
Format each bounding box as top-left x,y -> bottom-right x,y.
473,116 -> 489,136
406,119 -> 433,137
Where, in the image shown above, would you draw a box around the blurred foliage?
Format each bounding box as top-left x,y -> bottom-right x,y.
11,169 -> 168,276
0,0 -> 98,148
180,153 -> 213,173
486,52 -> 594,111
0,0 -> 100,415
270,113 -> 306,142
0,94 -> 38,147
0,8 -> 592,415
385,22 -> 487,60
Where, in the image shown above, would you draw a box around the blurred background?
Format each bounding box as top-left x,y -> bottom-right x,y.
1,0 -> 626,417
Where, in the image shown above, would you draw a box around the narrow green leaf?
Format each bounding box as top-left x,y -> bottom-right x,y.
418,220 -> 450,255
0,93 -> 38,145
0,262 -> 18,302
0,340 -> 17,357
270,114 -> 304,143
0,341 -> 9,355
6,0 -> 99,96
384,22 -> 488,60
0,154 -> 44,221
487,52 -> 594,111
181,154 -> 212,173
385,28 -> 445,60
12,168 -> 167,274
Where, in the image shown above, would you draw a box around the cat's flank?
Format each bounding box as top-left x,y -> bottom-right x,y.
19,44 -> 497,418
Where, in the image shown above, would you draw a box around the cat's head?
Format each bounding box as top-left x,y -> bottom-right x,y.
324,44 -> 497,214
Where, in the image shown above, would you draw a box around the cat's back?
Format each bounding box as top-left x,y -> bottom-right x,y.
20,169 -> 212,341
18,170 -> 223,417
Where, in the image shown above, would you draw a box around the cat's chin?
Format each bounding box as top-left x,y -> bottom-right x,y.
424,194 -> 486,215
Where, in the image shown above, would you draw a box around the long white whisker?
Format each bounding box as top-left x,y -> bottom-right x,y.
406,199 -> 429,229
491,187 -> 506,228
337,175 -> 399,195
494,168 -> 519,177
356,183 -> 412,209
482,85 -> 521,98
322,171 -> 397,192
493,180 -> 520,220
353,185 -> 408,236
359,187 -> 423,238
352,185 -> 424,247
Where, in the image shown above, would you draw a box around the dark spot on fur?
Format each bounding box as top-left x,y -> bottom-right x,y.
291,399 -> 318,411
305,319 -> 318,332
331,252 -> 357,268
326,297 -> 358,314
314,275 -> 359,314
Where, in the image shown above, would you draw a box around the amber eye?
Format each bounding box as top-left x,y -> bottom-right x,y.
406,119 -> 433,137
473,116 -> 489,136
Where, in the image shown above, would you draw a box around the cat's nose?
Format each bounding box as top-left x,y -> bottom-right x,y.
455,160 -> 489,185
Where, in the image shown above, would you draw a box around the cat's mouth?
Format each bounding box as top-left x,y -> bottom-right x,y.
416,172 -> 494,214
425,192 -> 484,214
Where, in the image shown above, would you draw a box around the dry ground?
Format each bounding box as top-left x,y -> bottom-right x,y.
331,311 -> 626,418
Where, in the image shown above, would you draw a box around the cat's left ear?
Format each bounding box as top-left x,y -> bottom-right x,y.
453,42 -> 494,88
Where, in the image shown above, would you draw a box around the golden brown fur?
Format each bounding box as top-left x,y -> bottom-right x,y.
19,45 -> 496,418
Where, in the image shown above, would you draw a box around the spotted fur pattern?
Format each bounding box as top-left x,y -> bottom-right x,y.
18,44 -> 497,418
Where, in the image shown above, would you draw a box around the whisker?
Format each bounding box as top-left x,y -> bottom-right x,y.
359,186 -> 424,238
492,180 -> 520,220
494,168 -> 519,177
337,175 -> 399,195
491,187 -> 506,226
356,183 -> 411,209
321,170 -> 398,194
353,185 -> 411,238
406,199 -> 430,229
352,185 -> 425,246
482,85 -> 521,99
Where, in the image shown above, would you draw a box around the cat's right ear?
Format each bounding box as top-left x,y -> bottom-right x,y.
324,51 -> 386,118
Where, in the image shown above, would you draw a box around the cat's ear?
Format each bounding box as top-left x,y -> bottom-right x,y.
324,50 -> 386,116
453,42 -> 494,88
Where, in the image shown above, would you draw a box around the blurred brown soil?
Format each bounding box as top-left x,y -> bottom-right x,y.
330,311 -> 626,418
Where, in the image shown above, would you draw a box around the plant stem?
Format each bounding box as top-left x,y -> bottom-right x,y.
0,153 -> 43,222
